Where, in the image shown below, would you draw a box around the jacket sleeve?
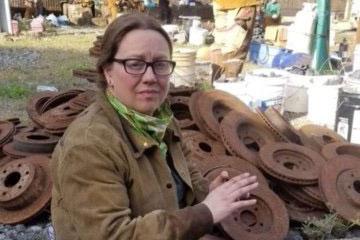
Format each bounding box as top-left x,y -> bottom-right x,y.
187,160 -> 210,203
56,129 -> 213,240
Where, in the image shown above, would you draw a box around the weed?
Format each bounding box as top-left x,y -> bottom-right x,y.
302,213 -> 354,240
0,83 -> 30,99
197,81 -> 214,90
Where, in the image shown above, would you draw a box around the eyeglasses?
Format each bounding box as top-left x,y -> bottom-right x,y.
113,58 -> 176,76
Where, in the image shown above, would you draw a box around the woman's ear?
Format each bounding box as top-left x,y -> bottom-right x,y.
103,65 -> 114,88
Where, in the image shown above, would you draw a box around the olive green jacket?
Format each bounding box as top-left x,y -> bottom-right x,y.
50,93 -> 213,240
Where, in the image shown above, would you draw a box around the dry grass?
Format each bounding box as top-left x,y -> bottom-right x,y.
0,32 -> 100,122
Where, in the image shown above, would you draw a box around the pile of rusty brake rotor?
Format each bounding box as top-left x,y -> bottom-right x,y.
0,88 -> 95,224
169,86 -> 360,240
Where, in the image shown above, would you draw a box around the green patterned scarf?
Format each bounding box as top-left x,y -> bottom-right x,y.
106,90 -> 173,158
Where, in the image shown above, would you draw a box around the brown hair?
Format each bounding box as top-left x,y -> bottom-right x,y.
96,13 -> 173,90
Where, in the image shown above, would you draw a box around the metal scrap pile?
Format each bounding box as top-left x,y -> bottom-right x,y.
0,89 -> 95,225
168,86 -> 360,240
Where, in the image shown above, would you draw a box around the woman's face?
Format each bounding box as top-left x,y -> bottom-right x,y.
104,29 -> 171,115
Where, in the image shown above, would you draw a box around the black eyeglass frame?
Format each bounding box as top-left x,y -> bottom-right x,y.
112,58 -> 176,76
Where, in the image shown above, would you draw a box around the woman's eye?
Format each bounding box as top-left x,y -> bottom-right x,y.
155,62 -> 168,69
127,61 -> 144,69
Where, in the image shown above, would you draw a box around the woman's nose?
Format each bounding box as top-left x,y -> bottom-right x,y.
141,65 -> 157,83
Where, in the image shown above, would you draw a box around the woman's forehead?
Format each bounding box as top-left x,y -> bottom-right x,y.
116,29 -> 171,58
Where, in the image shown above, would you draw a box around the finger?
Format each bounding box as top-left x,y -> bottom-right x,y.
222,173 -> 250,188
211,171 -> 230,187
225,175 -> 257,192
220,171 -> 229,181
238,192 -> 251,200
230,182 -> 259,200
231,199 -> 257,210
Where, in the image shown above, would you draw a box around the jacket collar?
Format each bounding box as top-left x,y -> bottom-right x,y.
96,91 -> 181,159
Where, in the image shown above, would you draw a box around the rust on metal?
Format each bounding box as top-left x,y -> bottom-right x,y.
275,187 -> 327,222
168,85 -> 197,97
182,131 -> 227,174
26,91 -> 57,127
0,155 -> 52,224
220,111 -> 277,166
196,90 -> 254,140
220,186 -> 289,240
302,184 -> 325,203
321,142 -> 360,161
319,156 -> 360,223
72,68 -> 99,83
257,107 -> 303,145
189,91 -> 210,136
26,89 -> 95,135
204,155 -> 269,187
2,130 -> 59,159
300,124 -> 346,152
282,184 -> 326,210
259,143 -> 326,185
40,89 -> 84,113
169,96 -> 197,130
0,121 -> 16,146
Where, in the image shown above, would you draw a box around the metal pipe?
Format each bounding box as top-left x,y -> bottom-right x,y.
312,0 -> 331,73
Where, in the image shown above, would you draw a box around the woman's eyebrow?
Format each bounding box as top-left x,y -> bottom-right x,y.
122,53 -> 169,60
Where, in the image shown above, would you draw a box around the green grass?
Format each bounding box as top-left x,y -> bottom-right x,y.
302,213 -> 355,240
0,83 -> 31,99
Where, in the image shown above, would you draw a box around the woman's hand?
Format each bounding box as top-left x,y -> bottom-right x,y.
202,173 -> 258,224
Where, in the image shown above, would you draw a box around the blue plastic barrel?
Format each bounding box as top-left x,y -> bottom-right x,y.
257,44 -> 287,68
249,41 -> 261,63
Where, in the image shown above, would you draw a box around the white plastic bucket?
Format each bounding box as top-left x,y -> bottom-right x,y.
307,84 -> 343,130
172,48 -> 197,87
189,27 -> 208,46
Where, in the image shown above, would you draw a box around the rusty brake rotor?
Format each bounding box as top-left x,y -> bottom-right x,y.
26,91 -> 57,127
40,89 -> 84,114
275,187 -> 327,222
2,130 -> 59,159
281,184 -> 326,210
220,111 -> 277,166
0,155 -> 52,224
196,90 -> 254,140
299,124 -> 346,152
168,85 -> 197,97
319,156 -> 360,223
189,91 -> 211,136
0,121 -> 16,146
73,68 -> 99,83
169,96 -> 197,130
220,185 -> 289,240
204,155 -> 268,188
257,107 -> 303,145
182,132 -> 227,174
259,143 -> 326,185
38,102 -> 83,134
321,142 -> 360,161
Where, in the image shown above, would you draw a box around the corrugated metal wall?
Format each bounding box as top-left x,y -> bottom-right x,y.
10,0 -> 62,12
278,0 -> 346,16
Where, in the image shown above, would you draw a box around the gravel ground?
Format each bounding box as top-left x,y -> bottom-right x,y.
0,49 -> 40,71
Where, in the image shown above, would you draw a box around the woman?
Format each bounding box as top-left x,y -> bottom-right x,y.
50,13 -> 258,240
